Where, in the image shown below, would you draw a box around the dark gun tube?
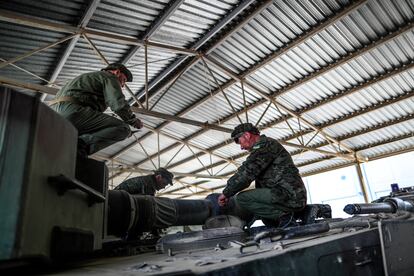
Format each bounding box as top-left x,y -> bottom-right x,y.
343,203 -> 396,215
107,190 -> 212,237
344,198 -> 414,215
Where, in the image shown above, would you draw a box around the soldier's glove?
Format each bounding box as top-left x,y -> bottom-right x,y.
218,194 -> 229,207
130,118 -> 143,129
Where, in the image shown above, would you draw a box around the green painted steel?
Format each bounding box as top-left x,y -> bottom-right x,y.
0,89 -> 36,259
0,87 -> 105,262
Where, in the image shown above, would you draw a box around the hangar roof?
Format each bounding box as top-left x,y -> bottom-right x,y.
0,0 -> 413,198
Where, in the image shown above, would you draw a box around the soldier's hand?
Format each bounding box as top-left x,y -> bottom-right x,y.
131,118 -> 143,129
218,194 -> 229,207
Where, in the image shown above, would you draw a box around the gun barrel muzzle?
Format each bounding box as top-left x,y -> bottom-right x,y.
343,202 -> 395,215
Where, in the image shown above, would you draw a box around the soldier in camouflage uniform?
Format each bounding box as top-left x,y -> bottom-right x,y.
218,123 -> 307,225
50,63 -> 143,157
114,168 -> 174,196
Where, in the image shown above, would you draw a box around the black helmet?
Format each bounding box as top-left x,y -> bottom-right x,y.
154,168 -> 174,185
231,123 -> 260,143
101,63 -> 133,82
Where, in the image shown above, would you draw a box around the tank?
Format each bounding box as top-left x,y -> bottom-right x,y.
2,87 -> 414,275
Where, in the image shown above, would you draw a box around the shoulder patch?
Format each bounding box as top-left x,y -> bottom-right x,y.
252,144 -> 261,150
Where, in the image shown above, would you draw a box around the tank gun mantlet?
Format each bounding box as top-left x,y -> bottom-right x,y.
384,198 -> 414,212
372,186 -> 414,203
344,186 -> 414,215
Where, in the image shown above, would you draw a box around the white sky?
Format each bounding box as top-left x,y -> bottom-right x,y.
303,151 -> 414,218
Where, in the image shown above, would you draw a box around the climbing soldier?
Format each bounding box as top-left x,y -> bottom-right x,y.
50,63 -> 143,157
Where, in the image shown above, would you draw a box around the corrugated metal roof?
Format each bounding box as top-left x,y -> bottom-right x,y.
1,0 -> 414,198
88,0 -> 168,37
1,0 -> 87,24
152,0 -> 240,47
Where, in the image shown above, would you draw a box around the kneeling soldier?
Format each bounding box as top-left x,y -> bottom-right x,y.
218,123 -> 307,226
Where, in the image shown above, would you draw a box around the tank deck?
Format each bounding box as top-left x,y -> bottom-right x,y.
46,228 -> 382,276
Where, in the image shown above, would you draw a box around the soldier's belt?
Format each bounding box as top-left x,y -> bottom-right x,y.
47,96 -> 81,106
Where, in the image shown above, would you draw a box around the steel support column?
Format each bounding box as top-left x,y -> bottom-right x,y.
355,162 -> 369,203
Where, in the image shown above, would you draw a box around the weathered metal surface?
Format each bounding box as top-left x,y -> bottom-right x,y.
379,220 -> 414,276
156,227 -> 247,254
19,227 -> 388,275
0,88 -> 105,261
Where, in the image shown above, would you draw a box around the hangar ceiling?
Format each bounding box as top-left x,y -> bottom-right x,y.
0,0 -> 413,199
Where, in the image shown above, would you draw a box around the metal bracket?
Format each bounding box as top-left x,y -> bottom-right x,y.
49,174 -> 105,206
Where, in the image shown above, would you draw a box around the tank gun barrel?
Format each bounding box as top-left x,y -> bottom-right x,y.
343,202 -> 395,215
344,197 -> 414,215
107,190 -> 212,237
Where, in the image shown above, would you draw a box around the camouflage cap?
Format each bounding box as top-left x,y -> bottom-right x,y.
154,168 -> 174,185
231,123 -> 260,143
101,63 -> 133,82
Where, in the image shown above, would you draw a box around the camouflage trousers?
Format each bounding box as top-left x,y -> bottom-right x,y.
52,102 -> 130,155
235,188 -> 301,220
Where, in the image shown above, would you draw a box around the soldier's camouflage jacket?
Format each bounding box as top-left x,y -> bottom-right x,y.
223,135 -> 307,210
114,175 -> 157,195
56,71 -> 136,123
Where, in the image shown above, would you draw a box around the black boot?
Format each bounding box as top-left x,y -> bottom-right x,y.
278,212 -> 297,228
297,204 -> 332,225
77,138 -> 89,159
262,213 -> 296,228
262,218 -> 279,228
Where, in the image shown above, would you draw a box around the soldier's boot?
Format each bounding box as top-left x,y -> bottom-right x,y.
77,138 -> 89,159
295,204 -> 332,225
246,216 -> 259,228
262,212 -> 297,228
293,205 -> 319,225
278,212 -> 297,228
261,218 -> 279,228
